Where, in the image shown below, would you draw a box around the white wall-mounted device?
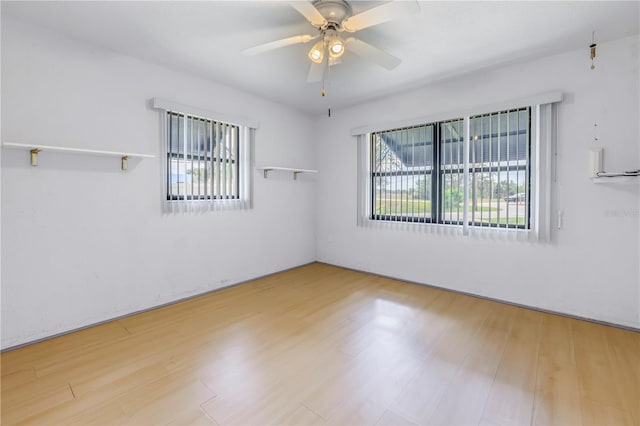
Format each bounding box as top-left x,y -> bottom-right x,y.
588,147 -> 640,182
588,148 -> 603,178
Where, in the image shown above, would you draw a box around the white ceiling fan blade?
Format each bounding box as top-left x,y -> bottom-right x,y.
345,38 -> 401,70
242,34 -> 317,56
289,1 -> 327,27
342,1 -> 420,32
307,61 -> 326,82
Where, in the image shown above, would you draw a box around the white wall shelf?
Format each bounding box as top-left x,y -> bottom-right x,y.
258,166 -> 318,180
2,142 -> 155,170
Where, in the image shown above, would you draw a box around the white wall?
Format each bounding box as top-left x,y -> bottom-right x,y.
1,18 -> 317,349
315,35 -> 640,328
2,17 -> 638,351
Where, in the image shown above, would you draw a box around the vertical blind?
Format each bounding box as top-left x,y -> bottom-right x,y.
440,118 -> 466,224
166,112 -> 239,201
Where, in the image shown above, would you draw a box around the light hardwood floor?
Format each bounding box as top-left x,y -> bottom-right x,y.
1,263 -> 638,425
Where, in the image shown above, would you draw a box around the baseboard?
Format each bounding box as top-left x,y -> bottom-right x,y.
316,261 -> 640,333
4,259 -> 637,352
1,261 -> 316,352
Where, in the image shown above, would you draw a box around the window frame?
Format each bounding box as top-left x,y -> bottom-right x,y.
355,92 -> 561,242
165,112 -> 240,202
369,107 -> 533,230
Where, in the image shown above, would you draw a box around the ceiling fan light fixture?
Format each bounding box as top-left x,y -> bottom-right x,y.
308,40 -> 325,63
328,37 -> 345,58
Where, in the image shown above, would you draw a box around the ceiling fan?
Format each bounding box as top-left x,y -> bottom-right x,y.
242,0 -> 420,83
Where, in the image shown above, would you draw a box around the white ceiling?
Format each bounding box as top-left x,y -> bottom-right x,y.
2,1 -> 639,115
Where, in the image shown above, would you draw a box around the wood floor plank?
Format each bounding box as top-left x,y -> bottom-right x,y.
480,308 -> 543,426
324,398 -> 386,426
1,321 -> 131,378
388,354 -> 462,423
531,314 -> 582,426
0,367 -> 37,392
601,326 -> 640,424
427,348 -> 502,425
301,338 -> 422,420
0,382 -> 75,424
275,404 -> 325,426
212,390 -> 302,425
71,359 -> 171,401
122,379 -> 215,425
390,295 -> 499,424
1,263 -> 637,425
375,409 -> 417,426
60,399 -> 127,426
166,408 -> 217,426
572,319 -> 634,419
581,398 -> 637,426
34,327 -> 183,379
8,381 -> 126,424
2,370 -> 74,410
532,369 -> 582,426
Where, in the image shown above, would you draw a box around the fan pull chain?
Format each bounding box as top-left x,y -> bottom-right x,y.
590,30 -> 597,70
322,53 -> 328,96
321,53 -> 332,117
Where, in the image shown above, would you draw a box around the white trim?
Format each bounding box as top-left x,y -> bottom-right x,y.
351,91 -> 563,136
152,98 -> 259,130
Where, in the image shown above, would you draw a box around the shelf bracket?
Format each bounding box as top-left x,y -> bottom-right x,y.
263,168 -> 273,178
293,171 -> 301,180
121,155 -> 129,171
30,148 -> 42,166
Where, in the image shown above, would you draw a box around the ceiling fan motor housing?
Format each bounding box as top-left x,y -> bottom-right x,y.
312,0 -> 353,30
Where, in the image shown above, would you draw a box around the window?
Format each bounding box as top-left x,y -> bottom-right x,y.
166,112 -> 239,201
153,97 -> 257,213
370,107 -> 531,229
